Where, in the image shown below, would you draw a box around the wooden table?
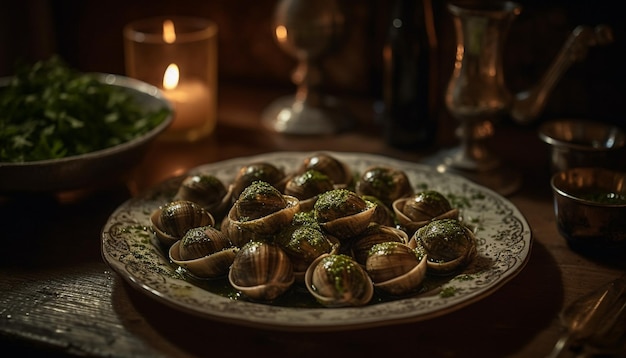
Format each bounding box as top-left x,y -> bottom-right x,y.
1,84 -> 624,358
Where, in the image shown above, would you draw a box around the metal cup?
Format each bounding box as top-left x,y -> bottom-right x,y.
551,167 -> 626,258
539,119 -> 625,173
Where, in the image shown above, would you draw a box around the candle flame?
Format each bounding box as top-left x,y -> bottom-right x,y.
163,63 -> 179,90
275,25 -> 287,41
163,19 -> 176,43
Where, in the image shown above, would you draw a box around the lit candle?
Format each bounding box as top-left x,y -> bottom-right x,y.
124,16 -> 218,141
162,63 -> 212,135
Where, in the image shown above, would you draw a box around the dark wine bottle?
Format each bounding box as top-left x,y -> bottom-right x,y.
382,0 -> 438,150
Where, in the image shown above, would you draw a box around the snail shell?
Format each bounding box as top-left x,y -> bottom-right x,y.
350,224 -> 409,266
409,218 -> 477,275
314,189 -> 377,242
151,200 -> 215,247
229,162 -> 288,201
291,211 -> 322,230
275,225 -> 340,281
173,174 -> 230,220
284,169 -> 335,211
298,153 -> 352,189
355,166 -> 414,207
393,190 -> 459,236
224,181 -> 300,246
228,240 -> 295,301
304,253 -> 374,307
235,180 -> 289,220
361,195 -> 396,227
169,225 -> 238,279
365,241 -> 427,296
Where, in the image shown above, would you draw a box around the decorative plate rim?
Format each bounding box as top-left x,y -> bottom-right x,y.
101,151 -> 532,331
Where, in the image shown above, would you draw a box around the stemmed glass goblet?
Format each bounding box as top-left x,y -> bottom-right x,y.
262,0 -> 353,134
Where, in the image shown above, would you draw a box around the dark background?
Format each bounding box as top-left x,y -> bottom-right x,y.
1,0 -> 624,130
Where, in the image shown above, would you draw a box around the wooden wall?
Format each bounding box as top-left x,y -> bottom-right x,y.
1,0 -> 623,127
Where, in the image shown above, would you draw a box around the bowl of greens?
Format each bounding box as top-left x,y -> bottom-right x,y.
0,57 -> 173,193
551,167 -> 626,258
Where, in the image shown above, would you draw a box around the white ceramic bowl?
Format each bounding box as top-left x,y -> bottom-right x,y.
0,74 -> 173,193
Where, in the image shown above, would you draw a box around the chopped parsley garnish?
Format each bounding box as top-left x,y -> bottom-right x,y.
0,56 -> 170,163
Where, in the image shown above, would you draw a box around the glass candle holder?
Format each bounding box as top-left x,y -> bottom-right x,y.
124,16 -> 218,142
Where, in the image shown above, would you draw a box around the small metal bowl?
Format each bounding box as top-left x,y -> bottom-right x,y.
539,119 -> 625,173
551,167 -> 626,257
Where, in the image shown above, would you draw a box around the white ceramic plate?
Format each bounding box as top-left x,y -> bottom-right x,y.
101,151 -> 532,331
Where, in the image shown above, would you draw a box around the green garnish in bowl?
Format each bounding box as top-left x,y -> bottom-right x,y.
0,56 -> 170,163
